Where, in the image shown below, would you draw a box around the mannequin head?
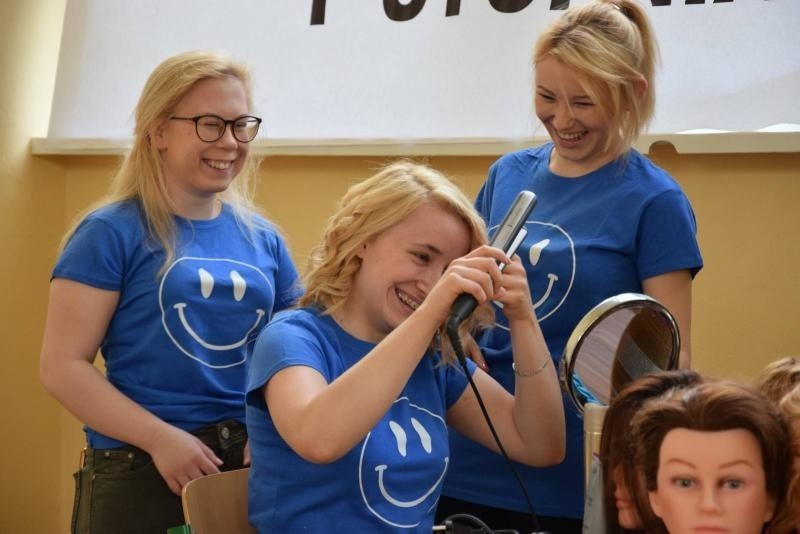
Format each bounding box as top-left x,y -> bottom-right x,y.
755,357 -> 800,532
600,369 -> 702,533
634,381 -> 791,534
756,356 -> 800,405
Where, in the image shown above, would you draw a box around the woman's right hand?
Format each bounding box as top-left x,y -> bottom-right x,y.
145,424 -> 223,495
41,279 -> 224,496
417,244 -> 510,324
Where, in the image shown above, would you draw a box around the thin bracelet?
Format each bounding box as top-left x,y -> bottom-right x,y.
512,356 -> 551,378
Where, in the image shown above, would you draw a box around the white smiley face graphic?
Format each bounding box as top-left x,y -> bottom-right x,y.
359,397 -> 449,528
159,257 -> 273,368
494,220 -> 575,330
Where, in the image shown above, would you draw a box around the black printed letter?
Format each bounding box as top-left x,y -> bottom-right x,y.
311,0 -> 326,25
446,0 -> 461,16
489,0 -> 534,13
384,0 -> 426,21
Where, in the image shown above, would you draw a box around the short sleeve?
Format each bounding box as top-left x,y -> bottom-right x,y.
637,189 -> 703,280
52,216 -> 128,290
443,358 -> 477,409
247,314 -> 327,396
270,234 -> 302,311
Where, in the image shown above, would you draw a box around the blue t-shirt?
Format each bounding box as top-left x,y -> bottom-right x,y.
53,200 -> 301,448
246,308 -> 477,533
442,144 -> 703,518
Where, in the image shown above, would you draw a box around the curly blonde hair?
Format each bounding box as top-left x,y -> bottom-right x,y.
299,160 -> 494,363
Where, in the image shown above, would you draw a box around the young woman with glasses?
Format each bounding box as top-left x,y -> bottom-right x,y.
39,51 -> 301,534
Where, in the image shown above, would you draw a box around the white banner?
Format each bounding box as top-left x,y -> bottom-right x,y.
48,0 -> 800,147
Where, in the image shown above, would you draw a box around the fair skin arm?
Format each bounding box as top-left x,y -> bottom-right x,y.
445,257 -> 566,466
642,269 -> 693,368
265,248 -> 565,466
40,279 -> 222,495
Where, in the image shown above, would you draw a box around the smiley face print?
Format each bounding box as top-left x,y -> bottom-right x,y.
358,397 -> 449,528
523,221 -> 575,321
493,220 -> 575,329
159,257 -> 274,368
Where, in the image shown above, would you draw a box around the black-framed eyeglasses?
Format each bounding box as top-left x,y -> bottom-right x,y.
169,114 -> 262,143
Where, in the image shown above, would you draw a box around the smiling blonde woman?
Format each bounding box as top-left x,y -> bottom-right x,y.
39,51 -> 301,534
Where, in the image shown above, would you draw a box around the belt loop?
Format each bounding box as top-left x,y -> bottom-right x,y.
79,447 -> 87,469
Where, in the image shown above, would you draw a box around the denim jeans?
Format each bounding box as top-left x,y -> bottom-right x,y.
71,419 -> 247,534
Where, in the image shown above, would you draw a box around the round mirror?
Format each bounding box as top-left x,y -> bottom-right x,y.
559,293 -> 680,414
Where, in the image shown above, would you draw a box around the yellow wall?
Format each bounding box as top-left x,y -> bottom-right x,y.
0,1 -> 67,532
647,147 -> 800,380
3,2 -> 799,532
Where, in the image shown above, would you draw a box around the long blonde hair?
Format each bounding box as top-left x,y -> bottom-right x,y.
533,0 -> 658,154
300,160 -> 494,363
60,50 -> 262,267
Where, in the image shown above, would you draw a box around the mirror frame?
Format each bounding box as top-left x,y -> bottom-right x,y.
559,293 -> 680,415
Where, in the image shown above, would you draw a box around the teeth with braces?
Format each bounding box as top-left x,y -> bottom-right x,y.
396,289 -> 420,310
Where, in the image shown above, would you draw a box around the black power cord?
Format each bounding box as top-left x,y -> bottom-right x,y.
444,317 -> 550,534
433,513 -> 520,533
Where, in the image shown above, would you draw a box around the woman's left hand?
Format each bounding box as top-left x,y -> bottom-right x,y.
493,255 -> 535,322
